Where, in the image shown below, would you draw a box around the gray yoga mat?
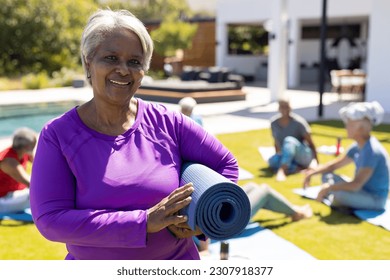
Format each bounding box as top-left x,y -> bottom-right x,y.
180,162 -> 251,240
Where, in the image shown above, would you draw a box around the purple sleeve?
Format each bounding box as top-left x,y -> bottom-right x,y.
30,129 -> 148,248
176,114 -> 239,183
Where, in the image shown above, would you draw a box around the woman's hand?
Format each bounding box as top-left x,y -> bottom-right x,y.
146,183 -> 194,233
303,170 -> 314,189
167,223 -> 203,239
316,183 -> 331,202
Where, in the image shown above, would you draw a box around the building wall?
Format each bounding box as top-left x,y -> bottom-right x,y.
366,0 -> 390,108
217,0 -> 372,80
288,0 -> 370,18
183,20 -> 216,67
216,0 -> 272,75
146,20 -> 216,74
216,0 -> 390,112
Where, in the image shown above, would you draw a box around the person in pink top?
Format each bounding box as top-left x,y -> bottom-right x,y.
30,9 -> 238,260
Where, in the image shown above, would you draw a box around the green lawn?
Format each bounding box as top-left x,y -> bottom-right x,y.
217,120 -> 390,260
1,120 -> 389,259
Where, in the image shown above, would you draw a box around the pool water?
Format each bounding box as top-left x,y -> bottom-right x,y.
0,100 -> 81,137
0,112 -> 63,137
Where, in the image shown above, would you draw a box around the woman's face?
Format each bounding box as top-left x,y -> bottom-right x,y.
24,141 -> 36,156
278,101 -> 290,117
345,119 -> 366,139
86,28 -> 145,106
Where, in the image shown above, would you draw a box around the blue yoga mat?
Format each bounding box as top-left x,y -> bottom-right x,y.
204,223 -> 315,260
180,162 -> 251,240
0,208 -> 33,222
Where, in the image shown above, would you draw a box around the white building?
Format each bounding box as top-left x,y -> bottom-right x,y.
216,0 -> 390,112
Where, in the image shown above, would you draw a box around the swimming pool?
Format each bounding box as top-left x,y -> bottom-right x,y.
0,101 -> 81,137
0,112 -> 64,137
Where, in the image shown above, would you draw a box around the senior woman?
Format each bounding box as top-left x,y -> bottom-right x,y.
30,9 -> 238,260
0,127 -> 36,213
268,99 -> 318,181
303,101 -> 389,211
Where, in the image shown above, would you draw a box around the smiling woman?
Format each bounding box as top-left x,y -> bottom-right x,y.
29,9 -> 239,261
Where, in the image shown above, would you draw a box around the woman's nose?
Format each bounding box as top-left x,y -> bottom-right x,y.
116,62 -> 130,76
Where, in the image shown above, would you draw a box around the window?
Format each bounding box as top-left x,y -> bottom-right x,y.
302,24 -> 361,39
227,24 -> 268,55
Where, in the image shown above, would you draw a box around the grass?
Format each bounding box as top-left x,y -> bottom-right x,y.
1,120 -> 389,259
0,220 -> 67,259
217,120 -> 390,260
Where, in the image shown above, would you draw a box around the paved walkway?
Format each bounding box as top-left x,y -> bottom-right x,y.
0,83 -> 388,147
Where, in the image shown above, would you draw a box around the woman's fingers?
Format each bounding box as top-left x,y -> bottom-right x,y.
167,223 -> 204,239
165,183 -> 194,208
303,175 -> 311,188
164,196 -> 192,218
146,183 -> 194,233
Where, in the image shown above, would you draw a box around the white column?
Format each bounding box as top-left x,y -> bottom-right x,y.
267,0 -> 288,102
287,18 -> 301,88
216,20 -> 226,67
366,0 -> 390,112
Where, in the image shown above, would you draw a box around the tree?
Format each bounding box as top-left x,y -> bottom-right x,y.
104,0 -> 198,62
151,20 -> 198,57
103,0 -> 193,22
0,0 -> 198,77
228,24 -> 268,55
0,0 -> 97,76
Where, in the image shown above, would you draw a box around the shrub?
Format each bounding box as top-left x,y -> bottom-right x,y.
50,67 -> 84,87
22,72 -> 49,89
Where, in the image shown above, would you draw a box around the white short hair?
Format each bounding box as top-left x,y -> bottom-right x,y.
339,101 -> 384,126
179,97 -> 197,110
12,127 -> 37,150
80,9 -> 154,84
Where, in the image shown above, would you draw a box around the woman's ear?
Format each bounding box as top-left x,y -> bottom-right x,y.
83,55 -> 90,69
85,59 -> 91,79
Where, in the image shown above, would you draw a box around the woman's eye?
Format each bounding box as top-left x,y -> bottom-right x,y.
106,56 -> 117,61
128,59 -> 141,65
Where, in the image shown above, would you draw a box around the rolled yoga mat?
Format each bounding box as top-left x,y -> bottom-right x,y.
180,162 -> 251,240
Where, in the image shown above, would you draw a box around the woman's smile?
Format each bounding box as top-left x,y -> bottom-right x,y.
109,79 -> 133,86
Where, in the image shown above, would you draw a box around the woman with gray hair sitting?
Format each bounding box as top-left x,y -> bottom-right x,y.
178,97 -> 203,126
303,101 -> 389,211
0,127 -> 37,213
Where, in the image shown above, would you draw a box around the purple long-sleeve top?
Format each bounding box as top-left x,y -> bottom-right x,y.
30,98 -> 238,260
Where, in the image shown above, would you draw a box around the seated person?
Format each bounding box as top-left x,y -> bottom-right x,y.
268,98 -> 318,181
303,101 -> 389,211
0,127 -> 37,213
242,182 -> 313,221
178,97 -> 203,126
196,182 -> 312,255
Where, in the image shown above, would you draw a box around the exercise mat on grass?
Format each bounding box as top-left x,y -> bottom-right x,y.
180,162 -> 251,240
